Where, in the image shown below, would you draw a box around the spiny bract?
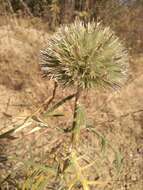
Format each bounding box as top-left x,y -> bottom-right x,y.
40,20 -> 128,89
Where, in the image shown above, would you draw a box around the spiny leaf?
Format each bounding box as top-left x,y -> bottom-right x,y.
86,125 -> 107,151
87,125 -> 123,172
44,93 -> 76,116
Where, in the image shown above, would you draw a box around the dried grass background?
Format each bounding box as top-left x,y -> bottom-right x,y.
0,1 -> 143,190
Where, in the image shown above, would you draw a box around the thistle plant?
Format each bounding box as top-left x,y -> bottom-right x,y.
35,20 -> 129,190
40,20 -> 128,145
40,20 -> 128,90
0,20 -> 129,190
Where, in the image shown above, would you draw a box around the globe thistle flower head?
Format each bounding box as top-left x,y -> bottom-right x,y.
40,20 -> 128,90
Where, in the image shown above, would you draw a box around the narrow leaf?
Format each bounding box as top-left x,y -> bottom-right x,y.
44,93 -> 76,116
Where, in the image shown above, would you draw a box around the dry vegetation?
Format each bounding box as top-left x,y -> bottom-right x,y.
0,0 -> 143,190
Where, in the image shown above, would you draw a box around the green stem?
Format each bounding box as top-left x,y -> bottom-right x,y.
71,87 -> 81,147
72,89 -> 81,131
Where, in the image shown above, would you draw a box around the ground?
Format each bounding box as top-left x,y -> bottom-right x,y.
0,19 -> 142,190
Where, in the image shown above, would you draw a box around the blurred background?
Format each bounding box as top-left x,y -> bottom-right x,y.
0,0 -> 143,54
0,1 -> 143,190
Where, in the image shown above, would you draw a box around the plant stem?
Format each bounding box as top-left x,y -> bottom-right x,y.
71,87 -> 81,146
72,88 -> 81,131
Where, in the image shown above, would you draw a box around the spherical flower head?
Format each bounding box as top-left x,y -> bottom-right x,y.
40,20 -> 128,90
